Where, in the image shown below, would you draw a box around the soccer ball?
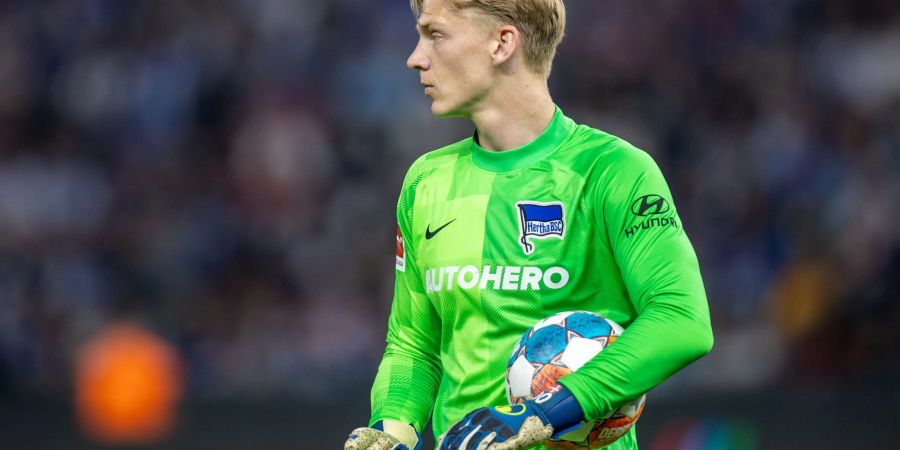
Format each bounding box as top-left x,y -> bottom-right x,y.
505,311 -> 646,449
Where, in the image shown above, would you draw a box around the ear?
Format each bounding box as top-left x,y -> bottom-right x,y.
491,25 -> 519,66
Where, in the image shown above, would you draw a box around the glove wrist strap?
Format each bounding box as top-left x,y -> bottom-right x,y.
531,385 -> 585,434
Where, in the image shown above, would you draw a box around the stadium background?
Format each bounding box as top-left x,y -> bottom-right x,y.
0,0 -> 897,448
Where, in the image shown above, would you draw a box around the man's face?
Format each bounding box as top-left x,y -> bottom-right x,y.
407,0 -> 496,118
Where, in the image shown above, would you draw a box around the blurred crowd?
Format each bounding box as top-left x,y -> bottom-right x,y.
0,0 -> 897,403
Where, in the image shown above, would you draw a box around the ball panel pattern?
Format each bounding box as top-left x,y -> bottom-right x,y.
523,326 -> 569,365
508,355 -> 538,401
564,312 -> 612,340
530,311 -> 572,332
559,337 -> 604,372
529,364 -> 571,400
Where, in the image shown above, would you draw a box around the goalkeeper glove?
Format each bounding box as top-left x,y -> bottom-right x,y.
438,386 -> 584,450
345,419 -> 422,450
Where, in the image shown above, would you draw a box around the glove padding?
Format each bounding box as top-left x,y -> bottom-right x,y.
345,427 -> 409,450
345,420 -> 420,450
438,386 -> 584,450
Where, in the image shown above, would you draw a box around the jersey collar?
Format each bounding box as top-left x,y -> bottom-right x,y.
470,106 -> 576,173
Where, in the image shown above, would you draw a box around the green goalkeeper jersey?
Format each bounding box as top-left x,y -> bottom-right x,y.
370,106 -> 713,449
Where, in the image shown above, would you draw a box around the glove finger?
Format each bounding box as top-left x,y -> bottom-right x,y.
345,428 -> 376,450
475,431 -> 496,450
486,417 -> 553,450
442,426 -> 468,450
374,435 -> 400,450
346,428 -> 401,450
457,425 -> 485,450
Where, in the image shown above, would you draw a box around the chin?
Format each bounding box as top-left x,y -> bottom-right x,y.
430,100 -> 450,117
430,99 -> 464,119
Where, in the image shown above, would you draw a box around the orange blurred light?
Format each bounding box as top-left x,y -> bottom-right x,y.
74,323 -> 184,445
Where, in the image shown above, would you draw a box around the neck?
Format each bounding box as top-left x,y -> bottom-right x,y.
469,77 -> 555,151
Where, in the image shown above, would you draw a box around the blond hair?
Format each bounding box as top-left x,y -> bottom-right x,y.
410,0 -> 566,76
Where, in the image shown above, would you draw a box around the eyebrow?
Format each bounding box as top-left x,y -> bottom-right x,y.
416,17 -> 441,32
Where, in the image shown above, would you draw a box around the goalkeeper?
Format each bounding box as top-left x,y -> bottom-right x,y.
345,0 -> 714,449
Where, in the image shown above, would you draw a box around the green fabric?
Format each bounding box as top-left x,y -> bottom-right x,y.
370,107 -> 713,449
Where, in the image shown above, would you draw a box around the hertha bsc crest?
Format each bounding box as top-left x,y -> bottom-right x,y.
515,201 -> 565,254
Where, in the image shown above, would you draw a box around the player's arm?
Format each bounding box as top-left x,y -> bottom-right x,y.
558,144 -> 714,421
346,168 -> 442,450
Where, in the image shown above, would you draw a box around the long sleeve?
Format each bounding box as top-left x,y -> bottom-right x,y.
369,168 -> 443,432
559,146 -> 713,421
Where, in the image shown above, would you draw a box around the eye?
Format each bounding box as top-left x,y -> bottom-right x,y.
431,31 -> 444,40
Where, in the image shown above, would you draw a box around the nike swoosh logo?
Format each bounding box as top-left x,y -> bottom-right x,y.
425,219 -> 456,240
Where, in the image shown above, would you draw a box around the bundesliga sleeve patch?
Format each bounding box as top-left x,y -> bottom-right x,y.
395,225 -> 406,272
516,201 -> 565,254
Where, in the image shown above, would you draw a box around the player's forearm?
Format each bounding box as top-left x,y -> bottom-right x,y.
558,296 -> 713,421
370,343 -> 442,432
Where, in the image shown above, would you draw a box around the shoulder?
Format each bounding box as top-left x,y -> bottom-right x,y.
401,137 -> 472,189
561,122 -> 660,177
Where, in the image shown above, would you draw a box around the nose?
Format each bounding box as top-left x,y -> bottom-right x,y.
407,40 -> 429,71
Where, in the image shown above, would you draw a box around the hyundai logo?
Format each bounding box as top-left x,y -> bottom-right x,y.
631,194 -> 670,216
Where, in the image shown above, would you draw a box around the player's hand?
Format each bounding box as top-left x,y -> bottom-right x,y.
437,386 -> 584,450
345,419 -> 421,450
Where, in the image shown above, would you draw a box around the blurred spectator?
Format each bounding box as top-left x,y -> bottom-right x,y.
0,0 -> 897,406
